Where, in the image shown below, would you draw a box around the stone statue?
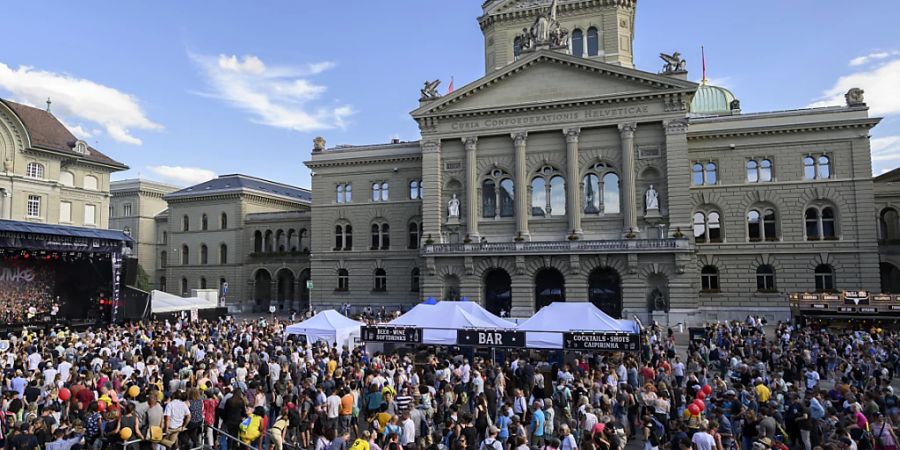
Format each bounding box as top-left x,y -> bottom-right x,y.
312,136 -> 326,152
845,88 -> 865,107
3,158 -> 11,173
645,184 -> 659,210
514,0 -> 568,53
420,80 -> 442,101
649,287 -> 668,313
659,52 -> 687,74
730,99 -> 741,111
448,193 -> 460,218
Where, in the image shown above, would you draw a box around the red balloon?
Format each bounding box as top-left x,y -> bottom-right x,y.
58,388 -> 71,401
702,385 -> 713,395
688,404 -> 700,415
693,399 -> 706,412
696,391 -> 707,401
97,401 -> 107,412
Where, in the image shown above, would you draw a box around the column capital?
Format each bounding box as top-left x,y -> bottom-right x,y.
664,118 -> 689,135
421,140 -> 441,154
511,131 -> 528,146
618,122 -> 637,136
563,127 -> 581,143
462,136 -> 478,150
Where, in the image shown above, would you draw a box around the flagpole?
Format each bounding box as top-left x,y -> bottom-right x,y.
701,45 -> 707,85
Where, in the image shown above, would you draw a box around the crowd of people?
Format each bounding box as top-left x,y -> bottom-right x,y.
0,313 -> 896,450
0,264 -> 57,324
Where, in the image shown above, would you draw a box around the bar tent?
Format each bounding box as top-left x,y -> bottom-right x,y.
285,310 -> 364,348
516,302 -> 640,349
387,300 -> 516,345
150,290 -> 217,314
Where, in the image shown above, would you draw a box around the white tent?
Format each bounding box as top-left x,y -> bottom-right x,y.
516,302 -> 640,349
150,290 -> 217,314
388,301 -> 516,345
284,310 -> 364,348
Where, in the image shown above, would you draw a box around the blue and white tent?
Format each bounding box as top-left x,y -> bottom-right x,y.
516,302 -> 640,349
388,301 -> 516,345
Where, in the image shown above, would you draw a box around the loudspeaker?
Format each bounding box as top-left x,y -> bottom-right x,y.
122,257 -> 139,286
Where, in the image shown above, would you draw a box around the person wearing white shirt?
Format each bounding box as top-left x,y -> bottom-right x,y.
27,351 -> 42,371
400,412 -> 416,446
691,425 -> 716,450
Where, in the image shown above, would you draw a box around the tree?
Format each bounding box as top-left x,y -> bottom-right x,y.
134,263 -> 151,291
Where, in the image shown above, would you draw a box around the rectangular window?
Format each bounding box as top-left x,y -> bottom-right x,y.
59,202 -> 72,223
26,195 -> 40,218
123,203 -> 133,216
84,204 -> 96,225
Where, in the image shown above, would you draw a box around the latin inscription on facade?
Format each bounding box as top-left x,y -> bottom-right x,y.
449,105 -> 651,132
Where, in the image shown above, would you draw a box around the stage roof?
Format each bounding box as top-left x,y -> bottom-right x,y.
0,220 -> 133,242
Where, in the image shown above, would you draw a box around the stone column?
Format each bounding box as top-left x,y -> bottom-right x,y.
564,128 -> 582,236
463,137 -> 479,241
421,140 -> 443,243
512,132 -> 530,240
619,123 -> 638,235
0,189 -> 9,219
664,119 -> 692,237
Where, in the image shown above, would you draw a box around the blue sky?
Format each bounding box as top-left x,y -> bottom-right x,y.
1,1 -> 899,188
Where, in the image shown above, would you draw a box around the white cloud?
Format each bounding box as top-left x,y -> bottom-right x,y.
870,135 -> 900,174
808,58 -> 900,116
0,62 -> 161,145
189,52 -> 352,133
849,51 -> 899,67
147,165 -> 216,186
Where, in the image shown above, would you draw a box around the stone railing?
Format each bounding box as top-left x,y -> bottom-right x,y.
422,238 -> 692,255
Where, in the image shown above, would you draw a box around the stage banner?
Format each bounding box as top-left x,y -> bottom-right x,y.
111,252 -> 121,322
456,329 -> 525,348
563,332 -> 640,352
361,326 -> 422,343
0,235 -> 121,253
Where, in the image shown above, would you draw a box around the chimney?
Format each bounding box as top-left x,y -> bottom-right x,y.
391,138 -> 401,144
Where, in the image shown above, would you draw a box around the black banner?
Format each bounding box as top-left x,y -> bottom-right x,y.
688,327 -> 707,342
361,326 -> 422,344
0,235 -> 121,253
563,332 -> 640,352
457,329 -> 525,348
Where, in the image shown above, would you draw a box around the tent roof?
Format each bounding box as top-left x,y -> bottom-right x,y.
150,290 -> 217,314
285,310 -> 363,334
389,301 -> 516,329
516,302 -> 639,333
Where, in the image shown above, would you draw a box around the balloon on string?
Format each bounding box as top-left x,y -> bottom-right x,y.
696,391 -> 707,401
58,388 -> 71,401
128,386 -> 140,398
702,385 -> 713,395
693,399 -> 706,412
97,401 -> 107,412
688,404 -> 700,415
683,409 -> 692,418
119,427 -> 132,440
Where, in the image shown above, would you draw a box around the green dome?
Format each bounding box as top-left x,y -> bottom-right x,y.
690,82 -> 737,115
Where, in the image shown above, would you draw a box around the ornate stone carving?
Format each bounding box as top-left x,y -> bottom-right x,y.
730,99 -> 742,111
645,184 -> 659,210
421,140 -> 441,154
420,80 -> 442,101
659,52 -> 687,74
514,0 -> 569,53
448,193 -> 460,218
563,127 -> 581,143
648,287 -> 669,313
312,136 -> 326,152
462,136 -> 478,150
845,88 -> 865,107
618,122 -> 637,136
511,131 -> 528,146
664,118 -> 688,135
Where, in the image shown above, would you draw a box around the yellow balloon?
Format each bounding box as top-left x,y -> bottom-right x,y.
120,427 -> 133,440
158,391 -> 164,401
128,386 -> 140,398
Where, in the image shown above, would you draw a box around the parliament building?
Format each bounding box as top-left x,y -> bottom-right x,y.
110,0 -> 900,324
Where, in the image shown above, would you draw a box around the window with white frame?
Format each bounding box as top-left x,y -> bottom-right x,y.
409,180 -> 423,200
59,201 -> 72,223
531,165 -> 566,217
582,162 -> 620,215
693,210 -> 722,243
123,203 -> 133,217
747,159 -> 774,183
692,161 -> 718,186
373,268 -> 387,292
84,204 -> 96,225
803,155 -> 831,180
482,169 -> 515,218
336,183 -> 352,203
59,171 -> 74,187
372,182 -> 389,202
26,195 -> 41,218
805,204 -> 838,240
748,206 -> 778,241
83,175 -> 98,191
25,163 -> 44,179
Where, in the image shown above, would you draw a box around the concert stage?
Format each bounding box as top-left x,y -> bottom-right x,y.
0,220 -> 134,330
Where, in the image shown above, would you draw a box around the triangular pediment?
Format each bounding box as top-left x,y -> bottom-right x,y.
412,51 -> 697,118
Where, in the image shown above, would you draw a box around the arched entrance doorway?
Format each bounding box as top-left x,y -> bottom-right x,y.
881,263 -> 900,293
254,269 -> 272,312
535,268 -> 565,311
588,268 -> 623,318
298,268 -> 311,312
484,269 -> 512,316
276,269 -> 295,311
443,275 -> 460,301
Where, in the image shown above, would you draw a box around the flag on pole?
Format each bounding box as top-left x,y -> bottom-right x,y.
448,76 -> 454,94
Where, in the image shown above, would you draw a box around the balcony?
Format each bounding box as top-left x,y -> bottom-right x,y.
422,238 -> 693,256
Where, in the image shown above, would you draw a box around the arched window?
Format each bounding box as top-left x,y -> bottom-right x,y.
336,184 -> 344,203
814,264 -> 835,292
220,213 -> 227,229
586,27 -> 599,56
705,162 -> 718,185
748,207 -> 778,241
411,268 -> 421,293
201,214 -> 208,231
298,228 -> 308,252
804,154 -> 831,180
583,163 -> 620,215
264,230 -> 273,252
181,277 -> 188,295
345,225 -> 353,249
821,207 -> 836,238
59,171 -> 74,186
482,169 -> 514,218
805,208 -> 820,239
276,229 -> 285,252
583,174 -> 600,214
200,277 -> 207,289
25,162 -> 44,179
571,29 -> 584,57
371,224 -> 380,250
881,208 -> 900,241
160,276 -> 167,292
374,269 -> 387,292
804,156 -> 816,180
200,244 -> 208,265
760,159 -> 773,182
408,222 -> 421,249
818,155 -> 831,179
337,269 -> 349,291
806,205 -> 838,240
160,251 -> 167,268
692,163 -> 704,186
181,245 -> 189,265
335,224 -> 352,250
756,265 -> 776,292
409,180 -> 423,200
345,184 -> 352,202
162,231 -> 167,245
371,183 -> 381,201
182,215 -> 190,231
83,175 -> 98,191
254,230 -> 262,253
701,265 -> 720,291
693,210 -> 721,243
747,160 -> 759,182
603,173 -> 620,214
381,182 -> 389,201
531,166 -> 565,217
220,244 -> 228,264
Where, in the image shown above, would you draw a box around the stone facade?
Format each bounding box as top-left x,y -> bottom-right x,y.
875,168 -> 900,294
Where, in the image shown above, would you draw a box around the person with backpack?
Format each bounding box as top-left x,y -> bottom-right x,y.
479,426 -> 503,450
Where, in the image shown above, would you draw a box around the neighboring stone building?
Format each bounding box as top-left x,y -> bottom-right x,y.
304,0 -> 884,324
0,99 -> 127,226
875,168 -> 900,294
109,179 -> 178,287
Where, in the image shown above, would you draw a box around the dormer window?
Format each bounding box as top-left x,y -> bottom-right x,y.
74,140 -> 89,155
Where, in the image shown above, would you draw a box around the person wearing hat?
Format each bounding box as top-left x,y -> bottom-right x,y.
479,425 -> 502,450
